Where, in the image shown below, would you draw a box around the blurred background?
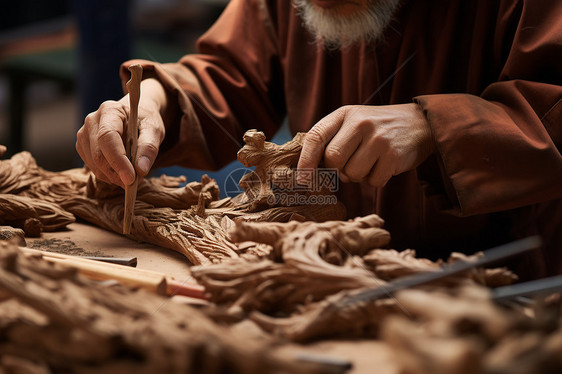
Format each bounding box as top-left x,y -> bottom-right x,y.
0,0 -> 289,196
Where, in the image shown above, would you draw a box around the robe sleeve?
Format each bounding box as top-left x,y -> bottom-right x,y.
414,0 -> 562,217
120,0 -> 285,170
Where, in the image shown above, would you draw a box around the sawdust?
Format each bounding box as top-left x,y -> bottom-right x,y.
28,238 -> 105,257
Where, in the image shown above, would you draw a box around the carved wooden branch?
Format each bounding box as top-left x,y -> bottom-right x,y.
0,241 -> 315,373
0,194 -> 75,236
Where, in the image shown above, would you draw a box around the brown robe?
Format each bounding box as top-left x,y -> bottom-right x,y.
121,0 -> 562,279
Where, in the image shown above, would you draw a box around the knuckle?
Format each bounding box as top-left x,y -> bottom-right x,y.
140,142 -> 159,157
305,127 -> 327,146
377,134 -> 392,149
155,124 -> 165,141
354,119 -> 372,132
344,166 -> 364,181
339,105 -> 353,114
98,100 -> 120,111
324,144 -> 346,165
97,126 -> 116,145
76,127 -> 85,142
84,112 -> 97,126
146,120 -> 165,143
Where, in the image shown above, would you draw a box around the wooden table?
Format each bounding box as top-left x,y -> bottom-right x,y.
25,221 -> 192,280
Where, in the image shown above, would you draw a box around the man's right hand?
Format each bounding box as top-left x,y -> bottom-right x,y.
76,78 -> 168,188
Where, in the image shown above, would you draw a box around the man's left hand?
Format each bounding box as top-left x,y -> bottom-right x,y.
297,104 -> 434,187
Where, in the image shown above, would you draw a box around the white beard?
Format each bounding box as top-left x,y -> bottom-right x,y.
292,0 -> 401,49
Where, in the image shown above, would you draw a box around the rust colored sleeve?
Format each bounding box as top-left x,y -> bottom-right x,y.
414,0 -> 562,216
120,0 -> 285,171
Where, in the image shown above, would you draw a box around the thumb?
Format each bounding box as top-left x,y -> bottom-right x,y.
297,107 -> 346,184
135,115 -> 165,177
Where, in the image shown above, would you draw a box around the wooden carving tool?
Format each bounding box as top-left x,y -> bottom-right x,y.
19,246 -> 207,299
123,64 -> 142,234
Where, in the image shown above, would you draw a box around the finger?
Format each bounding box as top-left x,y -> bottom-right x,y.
76,113 -> 99,168
91,167 -> 117,187
323,127 -> 362,171
91,148 -> 125,187
97,109 -> 135,186
343,139 -> 380,182
78,142 -> 120,187
135,115 -> 165,177
77,128 -> 120,186
339,172 -> 350,183
297,107 -> 348,184
76,127 -> 91,167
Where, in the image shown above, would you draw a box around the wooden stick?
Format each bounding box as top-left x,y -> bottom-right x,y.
19,247 -> 206,299
123,64 -> 143,234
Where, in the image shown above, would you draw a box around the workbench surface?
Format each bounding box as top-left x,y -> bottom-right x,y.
26,221 -> 192,280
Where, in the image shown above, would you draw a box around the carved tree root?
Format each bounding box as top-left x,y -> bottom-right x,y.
0,194 -> 75,236
0,226 -> 26,246
379,286 -> 562,374
0,241 -> 319,374
194,214 -> 520,341
0,129 -> 346,264
193,215 -> 392,326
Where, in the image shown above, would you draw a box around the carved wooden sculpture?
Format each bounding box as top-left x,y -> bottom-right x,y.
0,226 -> 26,246
1,136 -> 560,373
237,130 -> 345,216
0,194 -> 75,236
0,151 -> 44,194
193,215 -> 518,341
0,241 -> 322,374
0,130 -> 347,265
381,286 -> 562,374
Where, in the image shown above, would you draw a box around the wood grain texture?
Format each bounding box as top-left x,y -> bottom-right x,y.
0,241 -> 317,374
123,64 -> 143,234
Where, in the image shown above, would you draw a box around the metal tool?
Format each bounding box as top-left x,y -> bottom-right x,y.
336,236 -> 542,308
295,352 -> 352,374
493,274 -> 562,301
123,64 -> 142,234
82,256 -> 137,267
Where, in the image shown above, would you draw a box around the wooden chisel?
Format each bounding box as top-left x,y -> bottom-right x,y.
123,64 -> 142,234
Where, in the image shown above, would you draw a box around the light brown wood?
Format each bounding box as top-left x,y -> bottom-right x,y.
0,241 -> 312,374
1,131 -> 346,265
19,246 -> 206,298
123,64 -> 143,234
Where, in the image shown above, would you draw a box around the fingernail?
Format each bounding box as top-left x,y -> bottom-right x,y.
137,156 -> 151,176
296,172 -> 309,186
119,169 -> 135,186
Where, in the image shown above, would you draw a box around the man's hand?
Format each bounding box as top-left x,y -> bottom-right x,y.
76,78 -> 168,188
297,104 -> 434,187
